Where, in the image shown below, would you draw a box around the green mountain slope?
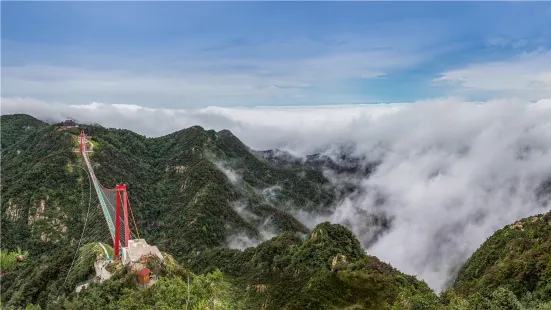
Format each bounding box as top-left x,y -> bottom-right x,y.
453,212 -> 551,296
81,123 -> 338,257
0,114 -> 48,151
3,114 -> 551,310
441,211 -> 551,309
24,223 -> 439,310
0,116 -> 111,307
188,222 -> 439,310
0,115 -> 341,307
1,117 -> 92,252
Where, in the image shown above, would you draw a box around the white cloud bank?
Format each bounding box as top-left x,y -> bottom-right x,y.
436,50 -> 551,100
2,96 -> 551,292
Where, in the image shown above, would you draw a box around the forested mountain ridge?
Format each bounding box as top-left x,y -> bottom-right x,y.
60,222 -> 443,309
442,212 -> 551,309
2,114 -> 551,309
1,116 -> 96,307
0,114 -> 346,308
0,114 -> 48,151
1,115 -> 88,252
1,113 -> 345,257
81,122 -> 341,257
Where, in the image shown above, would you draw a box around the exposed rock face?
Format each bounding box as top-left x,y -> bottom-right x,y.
28,200 -> 46,225
5,200 -> 21,221
331,254 -> 348,272
40,232 -> 48,242
172,165 -> 187,173
254,284 -> 267,293
510,221 -> 524,231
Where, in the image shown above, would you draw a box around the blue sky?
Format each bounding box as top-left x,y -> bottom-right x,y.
2,1 -> 551,108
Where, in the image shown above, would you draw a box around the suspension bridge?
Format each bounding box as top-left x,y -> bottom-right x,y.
58,131 -> 162,293
78,130 -> 143,261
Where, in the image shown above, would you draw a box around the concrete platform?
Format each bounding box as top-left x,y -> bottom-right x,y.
122,239 -> 163,266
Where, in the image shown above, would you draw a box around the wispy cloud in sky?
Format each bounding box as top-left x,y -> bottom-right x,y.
2,2 -> 550,107
1,48 -> 430,107
436,50 -> 551,100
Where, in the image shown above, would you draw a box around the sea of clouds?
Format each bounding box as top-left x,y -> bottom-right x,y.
3,96 -> 551,292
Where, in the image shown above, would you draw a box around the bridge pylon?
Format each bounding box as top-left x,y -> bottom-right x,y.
114,184 -> 130,260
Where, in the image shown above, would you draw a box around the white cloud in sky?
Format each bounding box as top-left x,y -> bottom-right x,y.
4,47 -> 551,107
436,49 -> 551,100
3,96 -> 551,292
1,46 -> 430,108
1,25 -> 455,108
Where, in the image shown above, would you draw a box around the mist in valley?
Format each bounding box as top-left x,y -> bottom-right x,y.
3,97 -> 551,292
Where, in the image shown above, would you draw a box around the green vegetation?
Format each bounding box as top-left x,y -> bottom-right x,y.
0,115 -> 339,308
0,114 -> 47,151
58,252 -> 241,310
0,248 -> 28,274
186,222 -> 439,310
0,242 -> 105,308
26,222 -> 437,310
2,114 -> 551,309
81,123 -> 336,257
441,211 -> 551,310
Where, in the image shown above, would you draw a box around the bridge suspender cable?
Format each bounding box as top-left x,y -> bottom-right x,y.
79,130 -> 132,260
59,164 -> 92,293
80,130 -> 116,243
127,198 -> 141,239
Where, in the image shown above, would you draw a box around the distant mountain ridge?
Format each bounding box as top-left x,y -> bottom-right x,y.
254,147 -> 380,178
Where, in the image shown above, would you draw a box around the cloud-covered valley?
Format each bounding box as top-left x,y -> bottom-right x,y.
2,96 -> 551,292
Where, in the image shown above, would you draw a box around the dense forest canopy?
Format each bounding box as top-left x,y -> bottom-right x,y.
1,114 -> 550,309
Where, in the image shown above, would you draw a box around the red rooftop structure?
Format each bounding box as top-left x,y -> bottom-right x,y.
137,268 -> 151,284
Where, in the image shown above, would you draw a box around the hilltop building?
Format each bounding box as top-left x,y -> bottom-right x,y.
60,119 -> 78,129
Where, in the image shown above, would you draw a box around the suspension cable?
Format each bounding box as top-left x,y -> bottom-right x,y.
127,198 -> 141,239
59,163 -> 92,292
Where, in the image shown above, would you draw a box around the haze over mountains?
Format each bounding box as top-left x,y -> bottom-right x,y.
3,97 -> 551,293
